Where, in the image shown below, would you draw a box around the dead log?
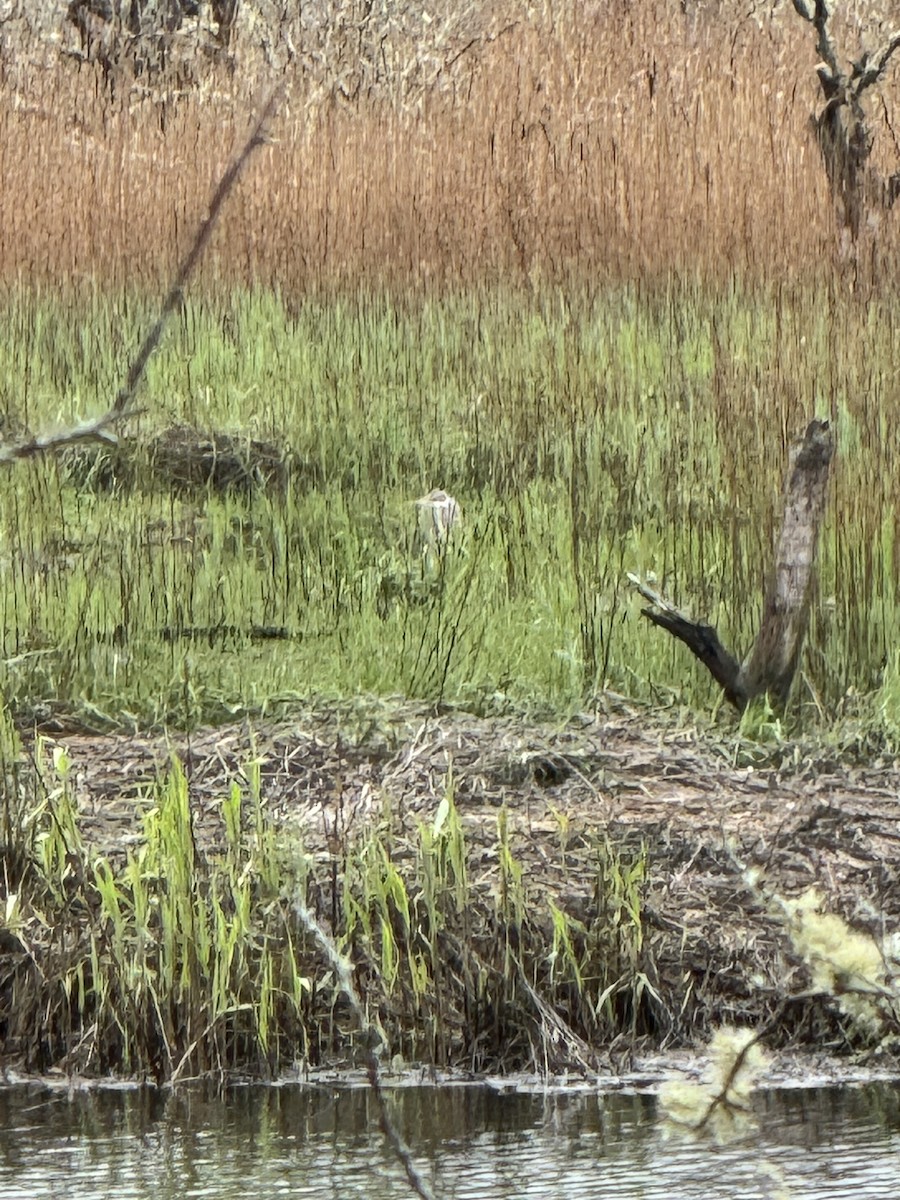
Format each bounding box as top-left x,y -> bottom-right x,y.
629,419 -> 834,713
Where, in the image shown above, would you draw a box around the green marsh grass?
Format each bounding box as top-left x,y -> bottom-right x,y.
19,744 -> 315,1078
0,5 -> 899,731
0,282 -> 898,730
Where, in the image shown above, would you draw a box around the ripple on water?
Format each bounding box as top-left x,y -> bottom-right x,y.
0,1080 -> 898,1199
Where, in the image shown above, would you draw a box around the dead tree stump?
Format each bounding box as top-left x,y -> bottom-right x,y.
630,419 -> 835,713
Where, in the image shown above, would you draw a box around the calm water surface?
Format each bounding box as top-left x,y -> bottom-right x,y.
1,1079 -> 899,1199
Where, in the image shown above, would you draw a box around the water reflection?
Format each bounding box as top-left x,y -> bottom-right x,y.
1,1079 -> 898,1199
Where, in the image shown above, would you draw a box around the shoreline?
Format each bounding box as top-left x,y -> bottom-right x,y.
4,700 -> 900,1082
5,1051 -> 900,1095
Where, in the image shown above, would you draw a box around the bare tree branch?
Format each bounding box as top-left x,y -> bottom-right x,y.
0,411 -> 123,465
0,88 -> 281,467
626,574 -> 743,706
112,88 -> 281,417
294,897 -> 438,1200
852,31 -> 900,96
809,1 -> 842,97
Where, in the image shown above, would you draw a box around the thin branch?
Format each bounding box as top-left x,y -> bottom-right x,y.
791,0 -> 844,97
294,897 -> 438,1200
0,410 -> 124,465
113,88 -> 282,415
0,89 -> 281,467
812,1 -> 842,90
853,31 -> 900,96
663,1011 -> 782,1139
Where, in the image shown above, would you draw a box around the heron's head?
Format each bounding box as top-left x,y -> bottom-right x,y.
415,489 -> 450,507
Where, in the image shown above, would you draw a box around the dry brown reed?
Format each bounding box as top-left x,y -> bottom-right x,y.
2,2 -> 899,298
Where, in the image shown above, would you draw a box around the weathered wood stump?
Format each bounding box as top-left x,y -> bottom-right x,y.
630,419 -> 835,712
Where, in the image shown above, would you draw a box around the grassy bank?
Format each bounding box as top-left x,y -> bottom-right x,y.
6,703 -> 900,1083
1,715 -> 653,1080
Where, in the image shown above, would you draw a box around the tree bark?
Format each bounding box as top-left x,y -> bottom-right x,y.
630,419 -> 835,713
737,420 -> 834,710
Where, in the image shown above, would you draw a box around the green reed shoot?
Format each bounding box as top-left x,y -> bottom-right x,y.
9,734 -> 663,1076
496,807 -> 525,931
32,740 -> 84,904
20,753 -> 315,1076
548,899 -> 585,993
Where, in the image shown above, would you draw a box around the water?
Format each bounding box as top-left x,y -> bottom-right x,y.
1,1078 -> 899,1199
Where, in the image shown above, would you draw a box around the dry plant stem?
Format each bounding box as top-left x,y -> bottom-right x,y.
294,898 -> 438,1200
0,89 -> 281,467
516,967 -> 599,1075
630,420 -> 834,712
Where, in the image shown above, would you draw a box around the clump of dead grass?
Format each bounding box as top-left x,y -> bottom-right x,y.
63,424 -> 294,496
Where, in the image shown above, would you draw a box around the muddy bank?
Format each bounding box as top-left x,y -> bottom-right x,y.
5,1050 -> 900,1096
4,700 -> 900,1079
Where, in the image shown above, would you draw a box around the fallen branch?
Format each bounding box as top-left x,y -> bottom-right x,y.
629,419 -> 834,713
294,897 -> 438,1200
0,89 -> 281,466
626,575 -> 744,708
0,411 -> 124,465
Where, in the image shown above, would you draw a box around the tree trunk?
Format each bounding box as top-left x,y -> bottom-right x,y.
813,98 -> 869,240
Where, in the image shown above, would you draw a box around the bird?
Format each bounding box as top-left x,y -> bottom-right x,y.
414,489 -> 461,559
